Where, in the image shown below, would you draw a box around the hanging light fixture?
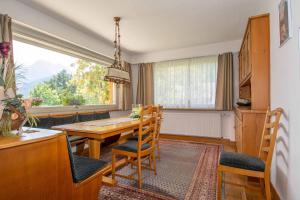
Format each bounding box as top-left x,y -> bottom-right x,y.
104,17 -> 130,84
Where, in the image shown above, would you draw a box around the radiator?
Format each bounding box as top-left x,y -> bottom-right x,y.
160,111 -> 222,138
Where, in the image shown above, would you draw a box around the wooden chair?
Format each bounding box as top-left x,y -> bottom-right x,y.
217,108 -> 283,200
111,105 -> 157,188
155,105 -> 163,159
128,105 -> 163,159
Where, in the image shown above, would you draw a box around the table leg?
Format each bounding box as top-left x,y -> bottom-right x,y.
88,139 -> 101,159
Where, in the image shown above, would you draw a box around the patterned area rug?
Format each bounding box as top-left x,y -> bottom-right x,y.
99,139 -> 222,200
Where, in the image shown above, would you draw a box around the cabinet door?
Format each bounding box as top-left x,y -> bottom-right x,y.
239,27 -> 252,84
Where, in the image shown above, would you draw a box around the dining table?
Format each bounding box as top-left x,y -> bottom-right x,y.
52,117 -> 140,160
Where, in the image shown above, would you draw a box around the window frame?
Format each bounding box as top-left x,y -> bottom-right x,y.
12,20 -> 120,115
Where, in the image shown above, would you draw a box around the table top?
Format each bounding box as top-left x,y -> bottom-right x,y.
52,117 -> 140,134
0,128 -> 63,150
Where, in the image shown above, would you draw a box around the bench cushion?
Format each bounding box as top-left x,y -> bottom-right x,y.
112,140 -> 151,153
66,136 -> 107,183
52,115 -> 77,126
35,117 -> 53,129
78,113 -> 95,122
94,112 -> 110,120
72,155 -> 107,183
219,151 -> 265,172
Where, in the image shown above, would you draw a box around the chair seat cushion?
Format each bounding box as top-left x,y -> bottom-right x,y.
112,140 -> 151,153
72,155 -> 107,183
219,151 -> 265,172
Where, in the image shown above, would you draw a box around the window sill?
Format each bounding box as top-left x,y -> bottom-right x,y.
163,108 -> 233,112
28,104 -> 120,116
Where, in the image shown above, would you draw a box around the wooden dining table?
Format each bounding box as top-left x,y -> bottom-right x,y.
52,117 -> 140,160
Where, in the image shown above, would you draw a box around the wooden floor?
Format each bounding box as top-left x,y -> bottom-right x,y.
160,134 -> 266,200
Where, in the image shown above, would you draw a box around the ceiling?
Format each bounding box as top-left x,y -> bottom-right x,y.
17,0 -> 266,54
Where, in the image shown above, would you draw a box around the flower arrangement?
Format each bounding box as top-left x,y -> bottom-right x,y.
0,41 -> 37,136
129,104 -> 142,118
1,95 -> 37,135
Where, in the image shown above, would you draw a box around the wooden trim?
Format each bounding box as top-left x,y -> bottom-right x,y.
33,109 -> 120,118
218,165 -> 264,178
271,182 -> 280,200
163,108 -> 233,112
160,133 -> 236,148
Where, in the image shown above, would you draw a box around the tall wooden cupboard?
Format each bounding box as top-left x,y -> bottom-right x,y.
235,14 -> 270,156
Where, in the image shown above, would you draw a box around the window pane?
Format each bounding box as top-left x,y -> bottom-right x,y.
13,40 -> 114,106
154,59 -> 189,108
154,56 -> 218,109
189,56 -> 217,108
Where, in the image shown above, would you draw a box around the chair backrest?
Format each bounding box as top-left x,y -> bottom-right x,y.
137,105 -> 156,154
258,108 -> 283,172
152,105 -> 163,139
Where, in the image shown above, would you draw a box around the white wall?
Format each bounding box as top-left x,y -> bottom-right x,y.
131,39 -> 241,64
0,0 -> 133,61
261,1 -> 300,199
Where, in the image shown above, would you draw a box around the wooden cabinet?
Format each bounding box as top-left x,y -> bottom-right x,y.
235,14 -> 270,156
235,108 -> 266,156
235,115 -> 243,153
238,14 -> 270,110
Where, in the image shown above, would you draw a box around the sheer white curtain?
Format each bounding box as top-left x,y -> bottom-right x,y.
153,56 -> 218,109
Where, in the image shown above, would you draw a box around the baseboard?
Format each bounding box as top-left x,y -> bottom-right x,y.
160,133 -> 236,148
271,183 -> 280,200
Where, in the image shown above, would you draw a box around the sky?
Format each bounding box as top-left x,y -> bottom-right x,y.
13,40 -> 78,82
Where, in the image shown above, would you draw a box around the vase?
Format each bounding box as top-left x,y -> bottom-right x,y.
0,112 -> 26,136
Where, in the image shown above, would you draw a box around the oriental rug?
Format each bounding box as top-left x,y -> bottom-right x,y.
100,139 -> 222,200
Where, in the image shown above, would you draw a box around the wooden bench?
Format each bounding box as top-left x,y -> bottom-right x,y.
0,128 -> 107,200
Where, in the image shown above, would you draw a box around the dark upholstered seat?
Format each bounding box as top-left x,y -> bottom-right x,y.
127,133 -> 150,141
112,140 -> 151,153
78,113 -> 95,122
35,117 -> 53,129
66,137 -> 107,183
219,151 -> 265,172
94,112 -> 110,120
71,155 -> 107,183
52,115 -> 77,126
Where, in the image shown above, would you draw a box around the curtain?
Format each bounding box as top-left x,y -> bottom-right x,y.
0,14 -> 15,119
153,56 -> 218,108
215,52 -> 233,110
120,61 -> 133,110
136,63 -> 154,105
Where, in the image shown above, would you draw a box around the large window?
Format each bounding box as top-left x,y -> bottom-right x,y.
153,56 -> 218,109
13,40 -> 114,107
